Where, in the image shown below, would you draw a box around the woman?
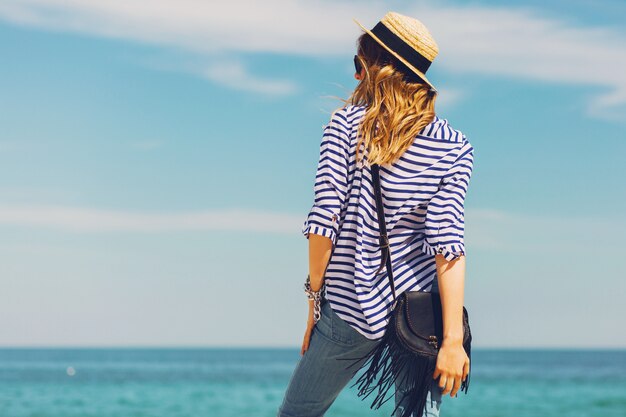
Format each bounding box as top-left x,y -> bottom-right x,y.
277,11 -> 474,417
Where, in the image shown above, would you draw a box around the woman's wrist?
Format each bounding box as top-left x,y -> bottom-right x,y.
307,273 -> 324,292
442,332 -> 464,346
304,274 -> 324,323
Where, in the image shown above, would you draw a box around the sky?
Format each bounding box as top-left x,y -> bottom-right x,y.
0,0 -> 625,349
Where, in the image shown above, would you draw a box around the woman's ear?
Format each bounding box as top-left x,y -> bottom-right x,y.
355,68 -> 365,81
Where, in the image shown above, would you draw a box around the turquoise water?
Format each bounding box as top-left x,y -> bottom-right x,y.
0,348 -> 624,417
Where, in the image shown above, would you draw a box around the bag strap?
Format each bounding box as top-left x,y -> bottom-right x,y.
371,163 -> 397,303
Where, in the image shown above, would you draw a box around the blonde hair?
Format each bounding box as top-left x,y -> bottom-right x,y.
341,33 -> 437,167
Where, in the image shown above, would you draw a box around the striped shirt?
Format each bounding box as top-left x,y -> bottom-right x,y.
301,104 -> 475,340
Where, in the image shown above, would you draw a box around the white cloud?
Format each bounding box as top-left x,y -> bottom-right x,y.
434,87 -> 465,111
0,204 -> 623,257
203,60 -> 298,96
0,0 -> 624,114
467,207 -> 625,253
0,204 -> 301,233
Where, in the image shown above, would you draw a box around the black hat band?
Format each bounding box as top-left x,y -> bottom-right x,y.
371,21 -> 433,75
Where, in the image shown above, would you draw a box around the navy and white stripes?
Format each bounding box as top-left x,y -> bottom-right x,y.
302,105 -> 474,340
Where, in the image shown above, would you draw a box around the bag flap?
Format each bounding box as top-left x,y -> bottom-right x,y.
401,291 -> 444,341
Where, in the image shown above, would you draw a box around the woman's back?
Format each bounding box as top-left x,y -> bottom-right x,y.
302,104 -> 475,340
281,12 -> 472,417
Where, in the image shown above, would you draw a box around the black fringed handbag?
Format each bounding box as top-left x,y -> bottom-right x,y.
341,163 -> 472,417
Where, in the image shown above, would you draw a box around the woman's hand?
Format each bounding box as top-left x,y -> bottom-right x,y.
300,301 -> 316,356
432,339 -> 470,397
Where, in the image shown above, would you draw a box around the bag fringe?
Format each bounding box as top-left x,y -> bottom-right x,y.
337,317 -> 432,417
338,313 -> 472,417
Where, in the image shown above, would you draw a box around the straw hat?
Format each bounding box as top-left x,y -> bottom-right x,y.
353,11 -> 439,91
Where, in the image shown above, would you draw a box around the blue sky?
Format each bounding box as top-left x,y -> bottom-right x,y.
0,0 -> 624,348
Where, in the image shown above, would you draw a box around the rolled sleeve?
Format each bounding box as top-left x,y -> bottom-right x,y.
302,206 -> 339,242
302,109 -> 351,245
422,139 -> 474,261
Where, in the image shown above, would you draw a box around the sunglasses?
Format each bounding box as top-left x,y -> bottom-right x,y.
353,55 -> 363,74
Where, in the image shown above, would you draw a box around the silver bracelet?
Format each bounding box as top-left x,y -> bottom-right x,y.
304,274 -> 324,323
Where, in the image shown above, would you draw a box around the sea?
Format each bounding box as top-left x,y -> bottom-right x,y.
0,348 -> 624,417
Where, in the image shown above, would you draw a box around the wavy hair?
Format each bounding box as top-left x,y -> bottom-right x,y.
342,33 -> 437,167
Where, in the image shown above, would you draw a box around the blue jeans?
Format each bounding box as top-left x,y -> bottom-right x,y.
277,296 -> 443,417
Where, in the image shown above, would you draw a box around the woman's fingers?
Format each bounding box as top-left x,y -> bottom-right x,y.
300,325 -> 314,356
444,375 -> 453,395
440,373 -> 461,397
450,374 -> 462,397
451,355 -> 469,396
462,358 -> 470,382
437,375 -> 446,391
300,334 -> 308,355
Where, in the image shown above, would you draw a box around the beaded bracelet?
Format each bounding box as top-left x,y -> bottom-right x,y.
304,274 -> 324,323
